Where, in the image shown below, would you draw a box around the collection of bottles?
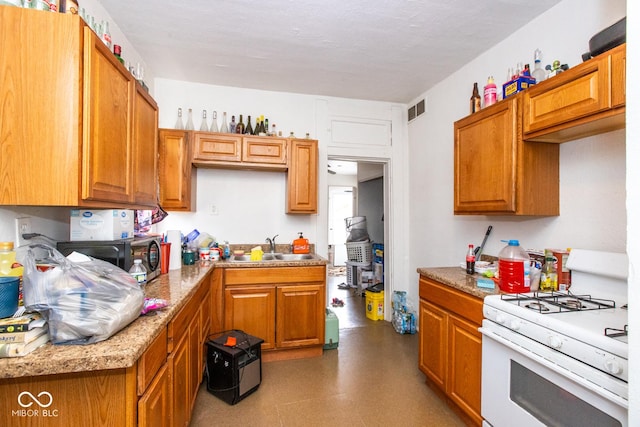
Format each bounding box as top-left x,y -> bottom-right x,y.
3,0 -> 77,13
484,239 -> 570,293
470,49 -> 547,114
175,108 -> 284,137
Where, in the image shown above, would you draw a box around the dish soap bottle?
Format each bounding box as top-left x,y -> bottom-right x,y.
539,249 -> 558,292
292,232 -> 310,254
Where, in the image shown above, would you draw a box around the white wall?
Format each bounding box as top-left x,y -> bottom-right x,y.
152,79 -> 406,259
408,0 -> 626,267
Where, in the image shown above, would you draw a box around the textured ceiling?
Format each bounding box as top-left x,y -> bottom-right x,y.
101,0 -> 561,103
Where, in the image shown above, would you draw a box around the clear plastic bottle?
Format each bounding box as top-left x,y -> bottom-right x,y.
199,110 -> 208,131
175,108 -> 184,130
498,240 -> 531,293
185,108 -> 194,130
532,49 -> 546,83
129,259 -> 147,286
229,115 -> 237,133
210,111 -> 219,132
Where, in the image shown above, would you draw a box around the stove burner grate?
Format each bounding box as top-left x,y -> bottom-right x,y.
605,324 -> 628,338
500,291 -> 616,313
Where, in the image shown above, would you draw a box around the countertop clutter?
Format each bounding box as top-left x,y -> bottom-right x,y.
0,263 -> 211,379
416,266 -> 500,299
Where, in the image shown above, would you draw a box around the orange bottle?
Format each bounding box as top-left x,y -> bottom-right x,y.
292,232 -> 310,254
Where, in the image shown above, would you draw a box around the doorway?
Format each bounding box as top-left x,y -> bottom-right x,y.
328,186 -> 355,267
327,159 -> 386,328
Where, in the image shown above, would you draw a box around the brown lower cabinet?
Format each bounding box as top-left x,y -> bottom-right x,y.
0,271 -> 211,427
223,266 -> 326,361
418,276 -> 483,426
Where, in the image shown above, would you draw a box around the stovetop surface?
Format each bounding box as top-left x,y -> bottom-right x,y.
484,291 -> 628,358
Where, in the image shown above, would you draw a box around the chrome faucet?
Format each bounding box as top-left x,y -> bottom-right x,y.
265,234 -> 279,253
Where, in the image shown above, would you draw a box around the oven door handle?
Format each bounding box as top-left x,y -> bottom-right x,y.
479,326 -> 629,409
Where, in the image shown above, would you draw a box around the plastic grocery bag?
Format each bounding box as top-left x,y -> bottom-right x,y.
19,244 -> 144,345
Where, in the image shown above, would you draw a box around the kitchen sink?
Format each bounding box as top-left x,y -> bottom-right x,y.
229,253 -> 315,262
274,253 -> 314,261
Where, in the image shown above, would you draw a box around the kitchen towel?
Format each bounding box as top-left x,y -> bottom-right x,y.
167,230 -> 182,270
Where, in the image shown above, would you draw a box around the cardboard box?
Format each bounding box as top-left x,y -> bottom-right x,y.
552,249 -> 572,291
70,209 -> 135,241
502,76 -> 536,99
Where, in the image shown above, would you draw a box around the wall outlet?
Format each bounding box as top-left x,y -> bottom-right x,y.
209,205 -> 219,216
15,217 -> 32,247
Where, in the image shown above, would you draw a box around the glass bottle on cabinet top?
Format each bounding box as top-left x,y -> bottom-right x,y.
245,115 -> 254,135
175,108 -> 184,130
185,108 -> 195,131
229,115 -> 237,133
236,115 -> 245,134
199,110 -> 208,131
210,111 -> 219,132
220,112 -> 229,133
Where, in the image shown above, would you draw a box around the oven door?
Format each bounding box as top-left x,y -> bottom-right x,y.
480,320 -> 627,427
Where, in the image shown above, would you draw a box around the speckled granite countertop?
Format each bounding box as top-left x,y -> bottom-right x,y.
417,267 -> 501,299
0,263 -> 213,379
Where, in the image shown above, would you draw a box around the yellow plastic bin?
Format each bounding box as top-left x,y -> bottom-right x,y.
365,289 -> 384,321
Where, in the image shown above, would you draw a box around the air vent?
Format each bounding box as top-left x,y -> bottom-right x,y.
408,98 -> 426,122
408,105 -> 416,122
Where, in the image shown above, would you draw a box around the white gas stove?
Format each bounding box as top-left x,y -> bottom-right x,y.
480,249 -> 629,427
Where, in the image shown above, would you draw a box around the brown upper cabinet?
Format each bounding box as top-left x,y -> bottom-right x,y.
159,130 -> 318,214
0,7 -> 158,208
158,129 -> 195,211
192,132 -> 287,170
523,44 -> 625,143
454,95 -> 559,216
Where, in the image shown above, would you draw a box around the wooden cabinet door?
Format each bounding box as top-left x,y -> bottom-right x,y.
418,299 -> 447,389
454,98 -> 518,214
447,313 -> 482,426
0,6 -> 83,206
286,139 -> 318,214
132,83 -> 158,206
138,363 -> 170,427
193,132 -> 242,163
82,27 -> 134,204
188,306 -> 202,411
224,286 -> 276,349
170,332 -> 190,427
242,136 -> 287,165
158,129 -> 195,211
276,284 -> 325,348
523,54 -> 611,135
611,44 -> 626,108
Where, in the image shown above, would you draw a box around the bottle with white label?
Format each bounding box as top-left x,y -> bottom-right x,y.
129,259 -> 147,286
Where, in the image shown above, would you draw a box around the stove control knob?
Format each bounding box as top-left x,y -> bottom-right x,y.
509,319 -> 521,331
605,359 -> 623,375
547,335 -> 562,349
495,313 -> 507,325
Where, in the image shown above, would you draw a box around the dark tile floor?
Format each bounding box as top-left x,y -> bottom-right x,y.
189,272 -> 465,426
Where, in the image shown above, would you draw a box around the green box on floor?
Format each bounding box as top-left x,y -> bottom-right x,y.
324,308 -> 339,349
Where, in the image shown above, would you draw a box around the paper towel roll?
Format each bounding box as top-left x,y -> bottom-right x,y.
167,230 -> 182,270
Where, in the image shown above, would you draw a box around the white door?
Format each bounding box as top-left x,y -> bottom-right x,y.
328,186 -> 354,266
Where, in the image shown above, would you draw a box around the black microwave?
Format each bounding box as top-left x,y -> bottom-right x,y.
57,236 -> 162,282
